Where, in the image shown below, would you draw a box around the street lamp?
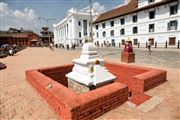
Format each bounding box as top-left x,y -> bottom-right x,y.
89,0 -> 93,43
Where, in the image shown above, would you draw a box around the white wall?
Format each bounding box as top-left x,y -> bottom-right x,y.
54,11 -> 95,46
93,1 -> 180,47
138,0 -> 162,8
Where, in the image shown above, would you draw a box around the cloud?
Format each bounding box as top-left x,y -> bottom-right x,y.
113,0 -> 129,9
13,8 -> 36,20
92,2 -> 105,14
0,2 -> 40,33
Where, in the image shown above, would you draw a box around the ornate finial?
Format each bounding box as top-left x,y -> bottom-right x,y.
126,37 -> 131,42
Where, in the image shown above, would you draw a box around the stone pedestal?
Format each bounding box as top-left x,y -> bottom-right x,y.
121,52 -> 135,63
68,79 -> 93,94
68,78 -> 114,94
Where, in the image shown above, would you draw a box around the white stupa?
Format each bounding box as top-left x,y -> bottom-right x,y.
66,43 -> 116,93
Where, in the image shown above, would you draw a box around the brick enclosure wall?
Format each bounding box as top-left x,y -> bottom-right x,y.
105,62 -> 167,92
105,62 -> 167,105
38,64 -> 73,87
77,83 -> 128,120
26,64 -> 128,120
26,62 -> 167,119
105,62 -> 149,92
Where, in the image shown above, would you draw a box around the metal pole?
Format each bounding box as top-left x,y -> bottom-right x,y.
46,20 -> 50,46
89,0 -> 93,43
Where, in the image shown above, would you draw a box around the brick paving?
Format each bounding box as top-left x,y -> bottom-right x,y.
0,47 -> 180,120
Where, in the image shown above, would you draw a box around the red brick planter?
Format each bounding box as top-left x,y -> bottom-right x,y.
25,62 -> 167,119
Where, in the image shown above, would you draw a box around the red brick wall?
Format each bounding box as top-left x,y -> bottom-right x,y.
38,64 -> 73,87
76,83 -> 128,120
105,62 -> 167,105
133,69 -> 167,92
105,62 -> 149,92
26,64 -> 128,120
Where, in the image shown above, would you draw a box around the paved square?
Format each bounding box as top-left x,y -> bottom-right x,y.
0,47 -> 180,120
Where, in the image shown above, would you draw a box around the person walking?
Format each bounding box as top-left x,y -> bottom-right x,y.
147,40 -> 152,54
50,43 -> 54,51
67,44 -> 69,50
9,48 -> 14,56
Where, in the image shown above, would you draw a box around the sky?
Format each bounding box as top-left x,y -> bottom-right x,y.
0,0 -> 125,34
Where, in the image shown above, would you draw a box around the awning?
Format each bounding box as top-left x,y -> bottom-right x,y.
31,39 -> 38,42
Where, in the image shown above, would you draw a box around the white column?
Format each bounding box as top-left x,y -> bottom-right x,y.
62,26 -> 64,39
58,29 -> 60,43
53,28 -> 58,44
63,26 -> 66,39
66,24 -> 68,38
63,26 -> 65,39
65,25 -> 67,39
59,28 -> 61,43
72,16 -> 76,40
56,29 -> 58,44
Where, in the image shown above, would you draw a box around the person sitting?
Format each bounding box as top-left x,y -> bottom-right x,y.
123,38 -> 133,53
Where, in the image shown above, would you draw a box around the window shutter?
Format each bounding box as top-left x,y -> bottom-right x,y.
167,22 -> 170,30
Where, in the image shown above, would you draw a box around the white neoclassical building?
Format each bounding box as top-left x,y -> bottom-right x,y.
53,7 -> 97,47
93,0 -> 180,48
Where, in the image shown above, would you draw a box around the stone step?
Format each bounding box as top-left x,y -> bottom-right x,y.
136,96 -> 164,113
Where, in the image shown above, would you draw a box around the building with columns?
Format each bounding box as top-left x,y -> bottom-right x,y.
53,7 -> 97,47
93,0 -> 179,48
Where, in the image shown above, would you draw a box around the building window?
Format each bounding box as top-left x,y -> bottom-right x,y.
133,39 -> 138,45
110,21 -> 114,27
133,27 -> 138,34
102,31 -> 106,37
170,4 -> 178,15
96,32 -> 99,38
167,20 -> 178,30
121,39 -> 125,45
78,21 -> 81,26
102,23 -> 106,28
169,37 -> 176,45
95,25 -> 99,30
110,30 -> 114,36
79,32 -> 81,38
111,39 -> 115,47
149,10 -> 155,19
149,24 -> 155,32
132,15 -> 138,23
148,0 -> 155,3
120,28 -> 125,35
120,18 -> 125,25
